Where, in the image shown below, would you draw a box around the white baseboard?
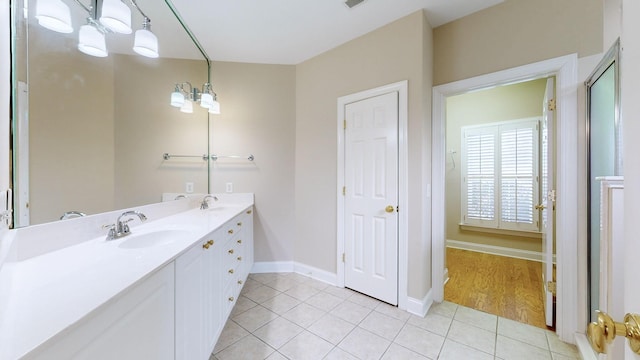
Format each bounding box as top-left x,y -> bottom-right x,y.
447,239 -> 557,263
251,261 -> 294,273
406,289 -> 433,317
251,261 -> 338,286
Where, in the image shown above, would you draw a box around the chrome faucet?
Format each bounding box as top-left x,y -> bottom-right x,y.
105,210 -> 148,240
200,195 -> 219,210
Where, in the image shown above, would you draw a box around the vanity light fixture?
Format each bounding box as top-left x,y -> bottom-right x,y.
170,82 -> 221,115
78,22 -> 108,57
35,0 -> 73,33
35,0 -> 158,58
98,0 -> 131,34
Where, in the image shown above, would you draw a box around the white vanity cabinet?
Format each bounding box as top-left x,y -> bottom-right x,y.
24,264 -> 176,360
174,230 -> 222,360
175,206 -> 254,360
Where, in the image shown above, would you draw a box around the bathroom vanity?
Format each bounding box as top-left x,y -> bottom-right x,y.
0,194 -> 254,360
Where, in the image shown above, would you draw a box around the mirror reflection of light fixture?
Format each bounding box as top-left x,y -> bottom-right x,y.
35,0 -> 158,58
133,17 -> 158,58
171,82 -> 221,115
99,0 -> 132,34
77,22 -> 108,57
35,0 -> 73,33
180,99 -> 194,114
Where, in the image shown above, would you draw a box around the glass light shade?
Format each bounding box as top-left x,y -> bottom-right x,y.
77,25 -> 108,57
180,99 -> 194,113
171,91 -> 185,107
99,0 -> 132,34
35,0 -> 73,33
200,93 -> 214,109
208,100 -> 220,115
133,29 -> 159,58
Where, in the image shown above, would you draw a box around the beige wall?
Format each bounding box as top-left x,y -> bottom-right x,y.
208,61 -> 296,263
113,55 -> 208,209
295,11 -> 433,299
445,78 -> 547,252
29,28 -> 116,224
433,0 -> 603,85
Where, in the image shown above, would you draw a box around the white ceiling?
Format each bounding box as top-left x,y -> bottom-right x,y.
167,0 -> 504,65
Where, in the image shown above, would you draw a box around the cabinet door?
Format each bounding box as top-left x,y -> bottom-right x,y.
175,242 -> 207,360
26,265 -> 175,360
203,230 -> 223,353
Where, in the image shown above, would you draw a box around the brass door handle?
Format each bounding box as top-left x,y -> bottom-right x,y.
587,311 -> 640,354
535,204 -> 547,210
385,205 -> 394,213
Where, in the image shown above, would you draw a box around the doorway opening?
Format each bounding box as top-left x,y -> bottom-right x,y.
431,54 -> 580,342
443,78 -> 553,329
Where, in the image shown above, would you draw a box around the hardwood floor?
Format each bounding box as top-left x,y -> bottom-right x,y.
444,247 -> 548,329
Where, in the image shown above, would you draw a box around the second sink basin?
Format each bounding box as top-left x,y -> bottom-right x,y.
118,230 -> 191,249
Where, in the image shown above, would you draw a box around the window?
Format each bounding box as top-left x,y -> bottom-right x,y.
461,118 -> 540,232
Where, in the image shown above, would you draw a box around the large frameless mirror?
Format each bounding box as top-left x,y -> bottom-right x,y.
10,0 -> 210,227
585,38 -> 621,323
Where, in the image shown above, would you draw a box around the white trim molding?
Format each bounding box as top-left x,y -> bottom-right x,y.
406,289 -> 433,317
432,54 -> 579,343
336,81 -> 409,310
447,239 -> 557,263
251,261 -> 338,286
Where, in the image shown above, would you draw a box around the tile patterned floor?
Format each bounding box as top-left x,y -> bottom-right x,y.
211,273 -> 580,360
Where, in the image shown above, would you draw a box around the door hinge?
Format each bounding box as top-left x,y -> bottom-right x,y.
342,186 -> 346,196
547,281 -> 557,296
548,98 -> 556,111
343,120 -> 347,129
342,253 -> 345,263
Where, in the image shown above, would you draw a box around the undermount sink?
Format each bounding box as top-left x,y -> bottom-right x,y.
117,230 -> 190,249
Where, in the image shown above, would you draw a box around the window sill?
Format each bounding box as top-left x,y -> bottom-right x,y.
459,224 -> 542,239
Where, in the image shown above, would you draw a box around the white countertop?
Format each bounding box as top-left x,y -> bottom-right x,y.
0,194 -> 253,360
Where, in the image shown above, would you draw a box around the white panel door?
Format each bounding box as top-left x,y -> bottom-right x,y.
541,77 -> 555,327
344,91 -> 398,305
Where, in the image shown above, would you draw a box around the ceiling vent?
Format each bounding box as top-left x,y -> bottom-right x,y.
344,0 -> 366,9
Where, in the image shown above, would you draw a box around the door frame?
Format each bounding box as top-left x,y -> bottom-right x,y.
1,3 -> 10,228
337,80 -> 409,310
431,54 -> 579,342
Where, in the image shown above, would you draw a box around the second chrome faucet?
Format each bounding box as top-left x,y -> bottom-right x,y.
105,210 -> 148,240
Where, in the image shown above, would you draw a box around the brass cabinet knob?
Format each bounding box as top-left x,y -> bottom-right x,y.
237,256 -> 242,261
228,249 -> 234,254
587,311 -> 640,354
228,296 -> 234,302
238,280 -> 243,285
385,205 -> 394,213
237,239 -> 242,244
228,229 -> 234,234
237,222 -> 242,226
228,269 -> 234,274
203,243 -> 211,250
208,240 -> 214,245
246,210 -> 252,214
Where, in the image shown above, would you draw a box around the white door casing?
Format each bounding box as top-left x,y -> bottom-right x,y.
432,54 -> 578,342
337,80 -> 408,310
541,76 -> 556,327
344,92 -> 399,305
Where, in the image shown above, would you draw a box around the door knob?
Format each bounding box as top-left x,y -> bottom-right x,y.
535,203 -> 546,210
385,205 -> 395,213
587,311 -> 640,354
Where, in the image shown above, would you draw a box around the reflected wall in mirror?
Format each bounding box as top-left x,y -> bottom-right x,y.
586,38 -> 621,323
11,0 -> 210,227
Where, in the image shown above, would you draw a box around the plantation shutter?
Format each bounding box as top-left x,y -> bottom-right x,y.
462,128 -> 498,227
461,118 -> 539,232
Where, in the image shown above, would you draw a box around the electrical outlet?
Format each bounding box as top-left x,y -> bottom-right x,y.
225,182 -> 233,193
185,182 -> 194,193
